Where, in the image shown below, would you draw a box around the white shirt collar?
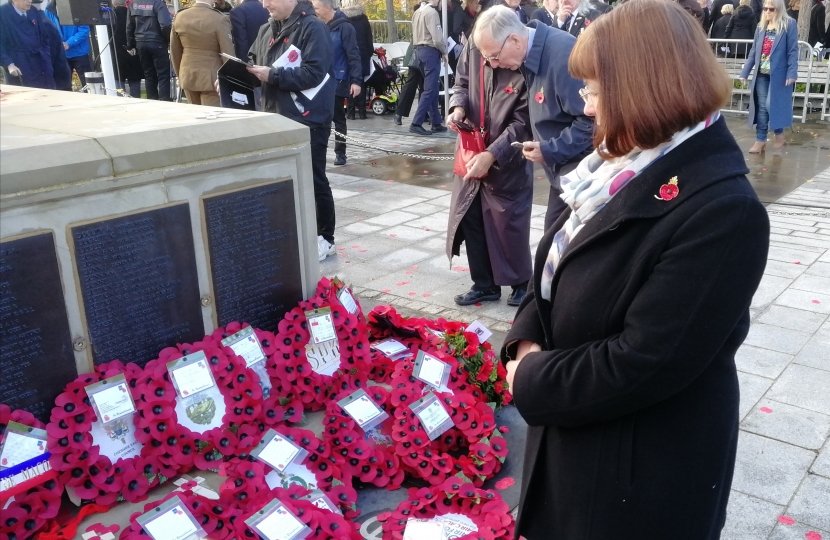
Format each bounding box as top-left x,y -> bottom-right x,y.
525,27 -> 535,62
13,4 -> 27,16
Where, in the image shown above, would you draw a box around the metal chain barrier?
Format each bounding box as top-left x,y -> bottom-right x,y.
331,129 -> 455,161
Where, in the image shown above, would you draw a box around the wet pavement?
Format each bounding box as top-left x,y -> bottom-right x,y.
330,113 -> 830,206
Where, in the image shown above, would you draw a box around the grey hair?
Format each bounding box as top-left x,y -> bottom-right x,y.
721,3 -> 733,13
472,5 -> 528,46
315,0 -> 338,9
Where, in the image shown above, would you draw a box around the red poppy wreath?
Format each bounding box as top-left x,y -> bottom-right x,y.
376,478 -> 516,540
322,385 -> 405,490
218,426 -> 358,519
119,489 -> 243,540
0,405 -> 63,540
45,361 -> 162,506
267,278 -> 372,412
133,337 -> 263,475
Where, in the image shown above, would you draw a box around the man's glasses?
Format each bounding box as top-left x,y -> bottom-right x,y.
482,35 -> 511,63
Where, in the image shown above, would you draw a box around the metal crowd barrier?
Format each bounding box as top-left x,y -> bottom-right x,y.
708,38 -> 829,123
369,20 -> 413,44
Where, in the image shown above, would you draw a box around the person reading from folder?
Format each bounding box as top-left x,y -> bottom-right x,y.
246,0 -> 338,263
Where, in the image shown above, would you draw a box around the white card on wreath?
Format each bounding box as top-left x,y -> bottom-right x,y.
465,320 -> 492,343
305,308 -> 337,344
403,519 -> 445,540
437,513 -> 478,538
305,340 -> 341,377
222,327 -> 266,368
141,503 -> 201,540
417,399 -> 452,434
337,287 -> 358,314
252,502 -> 309,540
169,353 -> 215,398
0,429 -> 46,470
371,338 -> 411,359
256,432 -> 303,473
90,381 -> 135,424
415,353 -> 448,389
343,395 -> 383,426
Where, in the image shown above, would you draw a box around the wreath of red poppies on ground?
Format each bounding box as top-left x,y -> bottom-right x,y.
0,405 -> 63,540
218,426 -> 358,518
367,306 -> 512,408
376,478 -> 515,540
43,361 -> 163,507
322,385 -> 405,490
208,322 -> 306,430
133,338 -> 263,475
267,278 -> 372,412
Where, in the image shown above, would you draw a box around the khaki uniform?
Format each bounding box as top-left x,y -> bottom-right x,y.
170,2 -> 234,106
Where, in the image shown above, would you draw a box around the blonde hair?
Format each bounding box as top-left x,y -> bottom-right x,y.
721,3 -> 733,13
760,0 -> 789,34
739,0 -> 750,6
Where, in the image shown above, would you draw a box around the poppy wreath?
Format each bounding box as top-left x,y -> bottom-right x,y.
207,322 -> 306,429
118,489 -> 243,540
368,307 -> 512,408
218,426 -> 359,518
267,278 -> 372,412
133,338 -> 263,474
45,361 -> 162,506
0,405 -> 63,540
387,375 -> 507,487
234,484 -> 362,540
321,385 -> 405,490
376,477 -> 515,540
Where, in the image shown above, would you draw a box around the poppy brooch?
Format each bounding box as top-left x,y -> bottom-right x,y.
655,176 -> 680,201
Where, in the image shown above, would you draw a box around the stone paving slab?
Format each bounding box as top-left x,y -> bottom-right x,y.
320,149 -> 830,538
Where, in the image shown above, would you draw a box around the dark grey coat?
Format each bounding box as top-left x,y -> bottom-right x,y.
446,42 -> 533,287
501,117 -> 769,539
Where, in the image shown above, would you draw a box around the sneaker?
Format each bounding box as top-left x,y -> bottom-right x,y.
334,154 -> 346,166
317,235 -> 336,262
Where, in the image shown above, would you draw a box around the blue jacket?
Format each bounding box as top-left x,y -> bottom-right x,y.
327,11 -> 361,97
739,18 -> 799,131
523,22 -> 593,188
229,0 -> 269,60
59,24 -> 90,59
0,2 -> 71,89
249,1 -> 335,127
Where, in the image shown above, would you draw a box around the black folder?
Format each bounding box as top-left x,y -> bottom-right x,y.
218,56 -> 260,111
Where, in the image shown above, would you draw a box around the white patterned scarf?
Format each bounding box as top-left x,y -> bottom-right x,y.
539,112 -> 720,301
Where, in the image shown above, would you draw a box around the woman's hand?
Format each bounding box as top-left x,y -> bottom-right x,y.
785,78 -> 796,86
522,141 -> 544,163
447,107 -> 466,132
739,78 -> 747,85
506,341 -> 542,389
463,151 -> 495,180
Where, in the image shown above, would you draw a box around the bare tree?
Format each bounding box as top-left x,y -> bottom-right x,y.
796,0 -> 811,41
386,0 -> 399,41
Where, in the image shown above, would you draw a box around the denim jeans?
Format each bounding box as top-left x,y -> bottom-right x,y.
411,46 -> 442,127
754,74 -> 783,142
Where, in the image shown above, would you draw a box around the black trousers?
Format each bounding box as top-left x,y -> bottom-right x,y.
310,125 -> 336,244
333,94 -> 347,156
346,81 -> 366,118
460,190 -> 497,292
397,66 -> 423,118
67,55 -> 91,87
137,42 -> 171,100
545,185 -> 569,232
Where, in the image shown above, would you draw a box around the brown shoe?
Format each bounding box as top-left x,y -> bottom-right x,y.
773,133 -> 785,149
748,141 -> 766,154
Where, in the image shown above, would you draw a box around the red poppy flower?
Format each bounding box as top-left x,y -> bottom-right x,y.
535,88 -> 545,103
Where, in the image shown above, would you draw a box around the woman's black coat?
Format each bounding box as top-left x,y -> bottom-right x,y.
712,12 -> 732,39
725,5 -> 756,56
112,5 -> 145,82
501,117 -> 769,540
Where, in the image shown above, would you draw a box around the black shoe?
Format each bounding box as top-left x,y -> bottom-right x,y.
346,112 -> 356,120
334,154 -> 346,166
507,287 -> 527,307
394,115 -> 402,125
409,124 -> 433,136
431,124 -> 448,133
454,288 -> 501,306
358,113 -> 367,120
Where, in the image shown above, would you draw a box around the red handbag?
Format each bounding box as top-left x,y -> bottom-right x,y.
453,57 -> 489,177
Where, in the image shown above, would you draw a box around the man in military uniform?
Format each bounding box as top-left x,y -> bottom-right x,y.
171,0 -> 235,106
126,0 -> 173,100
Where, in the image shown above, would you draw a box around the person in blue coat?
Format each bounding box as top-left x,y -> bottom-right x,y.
0,0 -> 70,89
44,1 -> 91,87
229,0 -> 269,60
474,6 -> 594,230
739,0 -> 798,153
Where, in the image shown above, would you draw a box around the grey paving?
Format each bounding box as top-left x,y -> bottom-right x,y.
787,474 -> 830,532
730,431 -> 815,505
741,399 -> 830,450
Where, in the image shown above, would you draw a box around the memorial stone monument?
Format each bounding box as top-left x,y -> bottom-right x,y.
0,86 -> 319,421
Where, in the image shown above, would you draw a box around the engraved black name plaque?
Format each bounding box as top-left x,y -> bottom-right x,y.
70,203 -> 204,367
0,232 -> 76,421
203,179 -> 303,332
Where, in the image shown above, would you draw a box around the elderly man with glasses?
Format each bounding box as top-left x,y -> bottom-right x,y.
473,5 -> 593,230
